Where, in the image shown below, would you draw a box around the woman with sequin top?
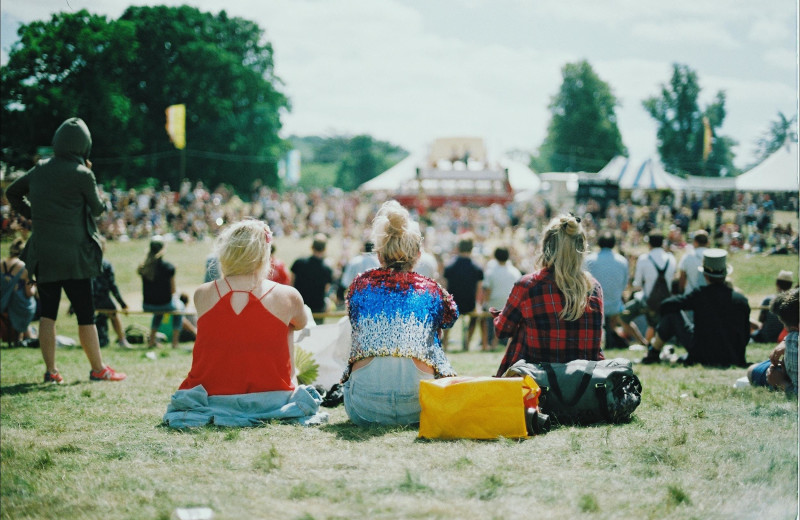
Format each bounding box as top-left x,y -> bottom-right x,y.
493,214 -> 605,376
342,200 -> 459,426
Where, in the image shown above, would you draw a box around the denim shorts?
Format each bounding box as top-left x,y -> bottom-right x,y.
143,297 -> 184,331
343,357 -> 434,427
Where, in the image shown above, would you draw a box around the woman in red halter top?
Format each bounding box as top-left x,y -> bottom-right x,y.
179,219 -> 308,396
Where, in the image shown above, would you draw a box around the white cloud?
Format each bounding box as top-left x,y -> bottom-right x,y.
762,48 -> 798,72
631,21 -> 740,49
1,0 -> 796,170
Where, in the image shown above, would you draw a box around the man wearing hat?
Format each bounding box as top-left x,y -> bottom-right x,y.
641,249 -> 750,366
750,270 -> 794,343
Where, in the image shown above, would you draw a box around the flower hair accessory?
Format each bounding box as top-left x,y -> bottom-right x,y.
264,226 -> 273,244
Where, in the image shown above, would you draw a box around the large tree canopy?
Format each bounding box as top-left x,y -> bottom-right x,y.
642,63 -> 736,177
1,6 -> 289,192
534,60 -> 626,173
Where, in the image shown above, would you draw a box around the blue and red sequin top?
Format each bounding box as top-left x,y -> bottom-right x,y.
342,268 -> 459,381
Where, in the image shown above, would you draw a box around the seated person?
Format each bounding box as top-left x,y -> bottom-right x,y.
750,270 -> 793,343
137,237 -> 185,349
1,237 -> 37,344
494,214 -> 604,376
343,200 -> 458,426
642,249 -> 750,367
163,219 -> 325,427
747,288 -> 798,395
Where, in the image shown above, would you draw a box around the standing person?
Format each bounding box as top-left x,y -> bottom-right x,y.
643,249 -> 750,366
413,245 -> 440,282
747,288 -> 798,395
291,233 -> 333,324
751,270 -> 794,343
5,117 -> 126,382
442,235 -> 485,351
138,236 -> 185,348
92,237 -> 132,349
584,232 -> 630,349
1,237 -> 37,344
163,219 -> 322,427
267,243 -> 291,285
340,240 -> 381,294
494,214 -> 604,376
619,230 -> 677,347
342,200 -> 458,426
481,247 -> 521,351
676,230 -> 709,295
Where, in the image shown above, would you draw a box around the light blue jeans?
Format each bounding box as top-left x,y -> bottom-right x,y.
343,357 -> 434,426
143,297 -> 184,331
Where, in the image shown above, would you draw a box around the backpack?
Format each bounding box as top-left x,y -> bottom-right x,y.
502,358 -> 642,425
645,256 -> 671,313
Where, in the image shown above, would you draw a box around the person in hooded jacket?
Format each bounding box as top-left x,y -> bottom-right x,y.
5,118 -> 126,383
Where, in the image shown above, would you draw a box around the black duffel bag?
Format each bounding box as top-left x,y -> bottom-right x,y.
502,358 -> 642,425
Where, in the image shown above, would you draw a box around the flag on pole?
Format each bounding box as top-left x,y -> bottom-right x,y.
702,116 -> 712,161
165,104 -> 186,150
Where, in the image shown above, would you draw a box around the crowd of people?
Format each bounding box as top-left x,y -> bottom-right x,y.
1,117 -> 797,429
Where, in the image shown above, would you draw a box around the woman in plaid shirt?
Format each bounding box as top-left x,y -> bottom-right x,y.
493,214 -> 604,376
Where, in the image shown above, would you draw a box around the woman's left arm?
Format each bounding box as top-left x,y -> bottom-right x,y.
78,168 -> 106,217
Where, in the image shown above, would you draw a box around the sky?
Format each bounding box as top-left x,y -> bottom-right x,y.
1,0 -> 798,171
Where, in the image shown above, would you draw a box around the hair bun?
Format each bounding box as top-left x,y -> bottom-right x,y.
563,217 -> 579,236
386,211 -> 406,237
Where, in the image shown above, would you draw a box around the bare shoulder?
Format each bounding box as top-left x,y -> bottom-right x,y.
264,283 -> 306,327
194,281 -> 220,316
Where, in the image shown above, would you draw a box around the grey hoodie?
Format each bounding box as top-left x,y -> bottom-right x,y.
6,118 -> 105,283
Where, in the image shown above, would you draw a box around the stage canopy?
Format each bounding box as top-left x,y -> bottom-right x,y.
597,156 -> 688,191
735,140 -> 798,192
359,153 -> 540,193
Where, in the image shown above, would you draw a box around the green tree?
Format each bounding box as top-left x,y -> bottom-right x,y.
1,11 -> 137,167
1,6 -> 288,193
535,60 -> 626,172
118,5 -> 289,191
642,63 -> 736,176
752,112 -> 798,165
335,135 -> 407,191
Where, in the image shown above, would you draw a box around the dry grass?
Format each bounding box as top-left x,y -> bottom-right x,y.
1,214 -> 798,520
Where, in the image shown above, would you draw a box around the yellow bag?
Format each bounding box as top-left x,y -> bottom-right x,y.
418,375 -> 539,440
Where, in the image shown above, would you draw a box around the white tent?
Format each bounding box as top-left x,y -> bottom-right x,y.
359,153 -> 421,192
359,153 -> 540,193
597,156 -> 688,190
735,140 -> 798,192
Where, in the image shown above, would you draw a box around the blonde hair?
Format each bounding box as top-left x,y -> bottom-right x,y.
537,214 -> 592,321
371,200 -> 421,271
137,236 -> 165,282
215,219 -> 272,278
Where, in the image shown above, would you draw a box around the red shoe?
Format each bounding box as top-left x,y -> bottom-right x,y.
44,371 -> 64,384
89,366 -> 127,381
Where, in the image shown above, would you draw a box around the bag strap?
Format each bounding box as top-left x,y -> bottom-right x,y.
594,382 -> 612,422
648,255 -> 667,274
542,361 -> 597,407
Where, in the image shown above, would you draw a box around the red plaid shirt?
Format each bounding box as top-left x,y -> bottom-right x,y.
495,267 -> 604,376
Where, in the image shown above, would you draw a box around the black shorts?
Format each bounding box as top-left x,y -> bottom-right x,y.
37,279 -> 95,325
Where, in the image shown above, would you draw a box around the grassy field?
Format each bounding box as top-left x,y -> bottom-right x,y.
1,216 -> 799,520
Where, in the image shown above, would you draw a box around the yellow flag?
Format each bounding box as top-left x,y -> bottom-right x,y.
165,104 -> 186,150
702,116 -> 712,161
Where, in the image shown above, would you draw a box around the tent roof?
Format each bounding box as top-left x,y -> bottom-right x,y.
359,153 -> 540,193
597,156 -> 687,190
735,140 -> 798,192
359,153 -> 421,192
